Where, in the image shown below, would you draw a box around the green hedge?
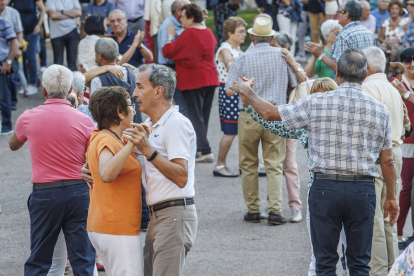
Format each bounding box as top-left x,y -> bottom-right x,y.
205,8 -> 259,48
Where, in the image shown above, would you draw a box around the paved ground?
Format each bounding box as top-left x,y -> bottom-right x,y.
0,46 -> 412,276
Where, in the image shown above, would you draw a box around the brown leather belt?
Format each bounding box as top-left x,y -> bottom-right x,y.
33,179 -> 87,190
148,198 -> 194,213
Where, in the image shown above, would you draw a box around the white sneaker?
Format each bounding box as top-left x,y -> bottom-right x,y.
195,153 -> 214,163
290,210 -> 302,223
40,66 -> 47,72
18,88 -> 25,95
26,85 -> 38,96
1,129 -> 14,135
294,55 -> 307,63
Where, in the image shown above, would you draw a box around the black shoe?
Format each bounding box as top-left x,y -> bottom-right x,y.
244,212 -> 261,223
239,169 -> 267,177
399,236 -> 414,250
267,212 -> 286,225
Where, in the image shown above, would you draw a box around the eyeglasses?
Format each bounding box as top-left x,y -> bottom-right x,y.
338,10 -> 347,15
407,3 -> 414,6
127,104 -> 135,110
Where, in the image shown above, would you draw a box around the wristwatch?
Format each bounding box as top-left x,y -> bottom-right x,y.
5,59 -> 12,65
61,10 -> 64,15
404,91 -> 411,100
167,37 -> 174,41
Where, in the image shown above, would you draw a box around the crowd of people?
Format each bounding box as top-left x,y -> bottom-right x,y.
4,0 -> 414,275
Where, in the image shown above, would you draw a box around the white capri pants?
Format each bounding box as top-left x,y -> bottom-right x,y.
325,1 -> 339,15
88,231 -> 144,276
277,14 -> 298,55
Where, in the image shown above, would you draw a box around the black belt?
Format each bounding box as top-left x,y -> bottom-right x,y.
148,198 -> 194,213
128,16 -> 143,23
33,179 -> 87,190
314,173 -> 375,183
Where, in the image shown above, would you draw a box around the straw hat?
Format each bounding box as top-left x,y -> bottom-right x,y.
247,17 -> 277,37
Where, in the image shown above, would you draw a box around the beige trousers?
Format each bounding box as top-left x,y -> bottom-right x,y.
369,146 -> 402,276
143,204 -> 197,276
238,111 -> 286,214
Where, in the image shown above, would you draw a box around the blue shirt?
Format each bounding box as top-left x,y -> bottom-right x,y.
0,19 -> 16,70
113,30 -> 147,67
403,19 -> 414,46
12,0 -> 39,36
369,0 -> 378,10
371,8 -> 390,30
86,0 -> 114,33
157,15 -> 184,65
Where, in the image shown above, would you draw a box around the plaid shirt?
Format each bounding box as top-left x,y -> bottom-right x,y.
331,21 -> 375,62
225,43 -> 297,110
279,82 -> 392,178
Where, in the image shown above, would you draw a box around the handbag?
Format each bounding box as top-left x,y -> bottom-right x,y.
288,78 -> 315,104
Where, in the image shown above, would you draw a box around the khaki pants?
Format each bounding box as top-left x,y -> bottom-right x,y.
238,111 -> 286,214
369,146 -> 402,275
308,12 -> 325,43
143,205 -> 197,276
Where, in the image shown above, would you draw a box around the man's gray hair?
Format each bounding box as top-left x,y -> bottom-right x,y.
363,46 -> 386,73
135,64 -> 177,101
342,0 -> 363,21
42,65 -> 73,99
109,9 -> 127,20
337,48 -> 367,84
274,32 -> 293,50
95,38 -> 119,63
72,72 -> 85,96
171,1 -> 182,14
321,19 -> 342,38
253,35 -> 272,44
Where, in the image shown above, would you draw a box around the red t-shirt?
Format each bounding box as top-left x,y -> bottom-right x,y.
163,28 -> 219,91
15,99 -> 96,183
390,77 -> 414,144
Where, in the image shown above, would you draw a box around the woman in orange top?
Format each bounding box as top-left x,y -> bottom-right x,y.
87,86 -> 143,276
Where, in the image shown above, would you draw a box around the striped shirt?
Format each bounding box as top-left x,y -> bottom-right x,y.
331,21 -> 375,62
225,43 -> 297,110
0,18 -> 16,70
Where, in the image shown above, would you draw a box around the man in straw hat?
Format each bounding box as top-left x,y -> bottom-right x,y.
226,16 -> 297,225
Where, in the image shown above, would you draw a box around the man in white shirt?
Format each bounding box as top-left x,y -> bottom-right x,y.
361,0 -> 376,33
362,46 -> 404,275
122,64 -> 197,276
46,0 -> 81,71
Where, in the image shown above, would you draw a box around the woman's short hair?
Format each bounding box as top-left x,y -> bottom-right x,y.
89,86 -> 131,130
85,14 -> 106,36
310,77 -> 338,94
274,32 -> 293,50
72,72 -> 85,96
181,3 -> 203,23
320,19 -> 342,38
401,47 -> 414,62
388,0 -> 403,15
222,16 -> 247,40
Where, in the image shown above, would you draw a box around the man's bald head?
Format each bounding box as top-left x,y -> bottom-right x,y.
171,0 -> 191,14
360,1 -> 371,21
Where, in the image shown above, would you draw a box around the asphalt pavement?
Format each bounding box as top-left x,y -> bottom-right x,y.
0,48 -> 412,276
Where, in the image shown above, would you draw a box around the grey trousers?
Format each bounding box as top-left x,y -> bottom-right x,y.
127,17 -> 145,33
143,204 -> 198,276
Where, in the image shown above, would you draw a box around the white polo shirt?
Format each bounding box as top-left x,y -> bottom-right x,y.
144,106 -> 196,205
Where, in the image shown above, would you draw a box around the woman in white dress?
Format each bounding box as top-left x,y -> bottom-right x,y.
214,16 -> 246,177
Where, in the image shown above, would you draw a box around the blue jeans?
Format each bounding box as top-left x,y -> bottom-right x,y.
24,184 -> 95,276
23,32 -> 40,85
0,73 -> 12,131
39,37 -> 47,67
309,178 -> 376,276
51,29 -> 79,71
10,66 -> 19,106
173,88 -> 188,117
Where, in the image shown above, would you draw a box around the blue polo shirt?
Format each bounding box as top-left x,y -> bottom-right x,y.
86,0 -> 114,33
157,15 -> 184,65
371,8 -> 390,30
113,30 -> 147,67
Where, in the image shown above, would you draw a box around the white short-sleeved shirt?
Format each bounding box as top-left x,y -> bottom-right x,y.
46,0 -> 81,39
143,106 -> 196,205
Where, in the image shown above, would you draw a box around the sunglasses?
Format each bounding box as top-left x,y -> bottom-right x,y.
408,3 -> 414,6
338,10 -> 347,14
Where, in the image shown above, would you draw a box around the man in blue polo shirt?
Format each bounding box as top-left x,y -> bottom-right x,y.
371,0 -> 390,31
109,9 -> 153,67
157,0 -> 190,117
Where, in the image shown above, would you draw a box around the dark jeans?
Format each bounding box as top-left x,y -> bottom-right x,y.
24,184 -> 95,276
10,68 -> 18,106
23,32 -> 40,85
0,73 -> 12,131
183,86 -> 215,155
39,37 -> 47,67
51,28 -> 79,71
264,3 -> 279,31
163,64 -> 188,117
309,178 -> 376,276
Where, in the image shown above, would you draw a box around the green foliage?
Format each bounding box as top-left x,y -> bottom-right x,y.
205,8 -> 259,48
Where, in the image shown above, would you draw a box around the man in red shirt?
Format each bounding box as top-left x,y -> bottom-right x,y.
9,65 -> 96,276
